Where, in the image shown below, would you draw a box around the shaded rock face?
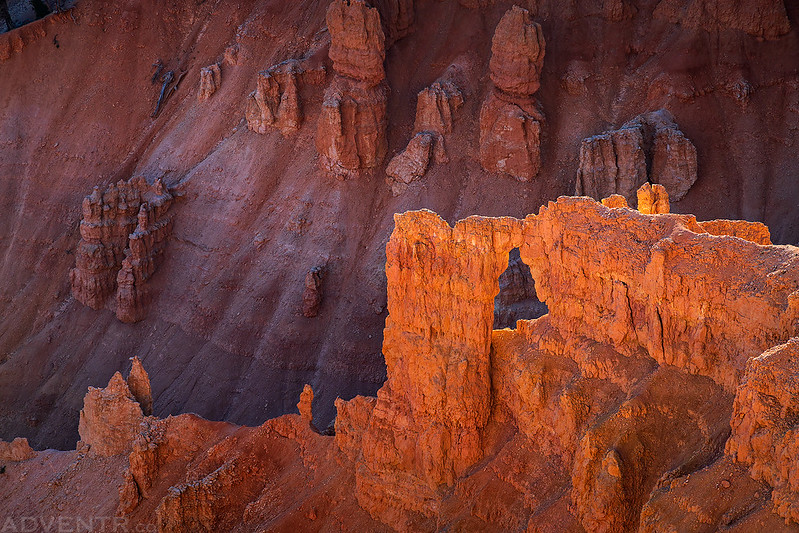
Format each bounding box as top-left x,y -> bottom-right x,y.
654,0 -> 790,40
197,63 -> 221,102
576,109 -> 697,206
302,265 -> 324,318
371,0 -> 415,46
316,0 -> 387,179
726,339 -> 799,524
245,59 -> 325,136
479,6 -> 545,181
387,79 -> 463,194
69,177 -> 173,323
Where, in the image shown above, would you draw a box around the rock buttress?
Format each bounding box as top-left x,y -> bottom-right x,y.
336,210 -> 523,523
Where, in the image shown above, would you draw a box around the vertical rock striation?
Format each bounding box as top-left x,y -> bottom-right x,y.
197,63 -> 221,102
576,109 -> 698,205
479,6 -> 545,181
316,0 -> 388,179
337,211 -> 523,523
70,177 -> 173,323
386,79 -> 463,194
726,338 -> 799,524
245,59 -> 325,136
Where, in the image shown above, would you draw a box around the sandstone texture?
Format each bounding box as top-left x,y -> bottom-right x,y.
245,58 -> 325,136
4,196 -> 799,531
78,371 -> 148,457
387,79 -> 463,194
479,6 -> 545,181
197,63 -> 221,102
70,176 -> 173,323
0,437 -> 36,462
316,0 -> 389,178
726,339 -> 799,523
2,1 -> 799,531
576,109 -> 698,206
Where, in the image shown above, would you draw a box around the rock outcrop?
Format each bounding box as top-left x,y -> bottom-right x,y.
245,59 -> 325,136
636,182 -> 670,214
6,195 -> 799,531
726,339 -> 799,524
298,384 -> 314,424
479,6 -> 546,181
316,0 -> 388,179
302,265 -> 324,318
78,371 -> 149,457
338,211 -> 524,524
127,356 -> 153,416
334,193 -> 799,526
654,0 -> 791,40
386,79 -> 463,194
575,109 -> 698,205
70,177 -> 173,323
0,437 -> 36,462
197,63 -> 221,102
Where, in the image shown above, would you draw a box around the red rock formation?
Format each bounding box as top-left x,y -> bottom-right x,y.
6,197 -> 799,531
317,77 -> 389,178
317,0 -> 387,178
78,372 -> 148,457
479,7 -> 545,181
0,437 -> 36,462
337,211 -> 524,523
245,59 -> 325,136
700,219 -> 772,245
385,132 -> 433,194
297,384 -> 314,423
302,265 -> 324,318
70,178 -> 145,309
654,0 -> 791,40
127,356 -> 153,416
197,63 -> 221,102
115,181 -> 174,323
70,176 -> 173,322
726,339 -> 799,524
637,182 -> 670,214
488,6 -> 546,98
387,80 -> 463,194
326,0 -> 385,86
576,109 -> 698,205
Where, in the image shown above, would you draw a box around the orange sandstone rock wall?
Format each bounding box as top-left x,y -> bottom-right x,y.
4,194 -> 799,531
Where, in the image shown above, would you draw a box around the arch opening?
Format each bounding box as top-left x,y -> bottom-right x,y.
493,247 -> 547,329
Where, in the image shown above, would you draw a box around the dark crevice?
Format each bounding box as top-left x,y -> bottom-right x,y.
493,248 -> 548,329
